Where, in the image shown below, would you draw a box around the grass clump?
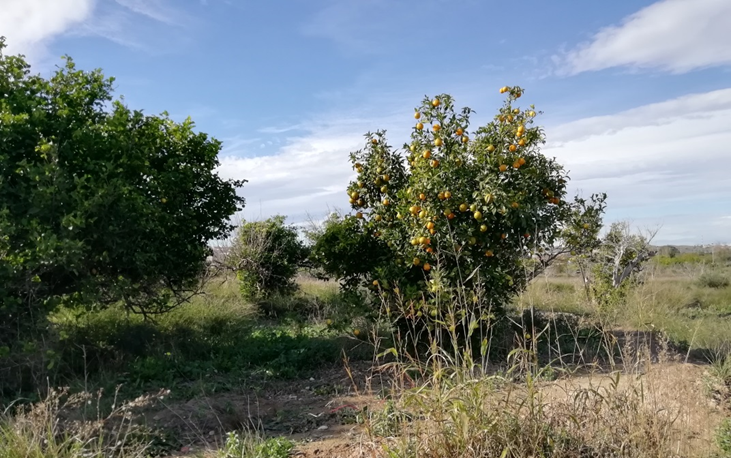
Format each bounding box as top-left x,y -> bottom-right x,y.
218,431 -> 293,458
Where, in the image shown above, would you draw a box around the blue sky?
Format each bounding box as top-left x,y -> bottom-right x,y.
3,0 -> 731,245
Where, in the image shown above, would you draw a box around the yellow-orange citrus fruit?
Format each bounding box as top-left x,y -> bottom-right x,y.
416,122 -> 424,130
414,112 -> 421,119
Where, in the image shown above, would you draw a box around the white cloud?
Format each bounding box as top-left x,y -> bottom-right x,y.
0,0 -> 95,62
559,0 -> 731,75
217,88 -> 731,245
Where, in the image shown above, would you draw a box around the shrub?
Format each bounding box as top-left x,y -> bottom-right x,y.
0,39 -> 244,389
338,89 -> 605,319
230,216 -> 307,301
699,272 -> 731,289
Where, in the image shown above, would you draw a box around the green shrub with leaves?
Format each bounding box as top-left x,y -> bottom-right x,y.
0,39 -> 244,362
585,222 -> 655,312
231,216 -> 307,301
698,272 -> 730,289
332,88 -> 605,319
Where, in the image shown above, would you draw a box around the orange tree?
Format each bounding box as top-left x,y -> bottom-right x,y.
343,87 -> 606,318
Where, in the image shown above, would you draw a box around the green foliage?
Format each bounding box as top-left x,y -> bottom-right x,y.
218,431 -> 293,458
308,210 -> 399,291
588,222 -> 653,312
698,272 -> 730,289
718,418 -> 731,456
231,216 -> 307,301
0,40 -> 245,354
658,245 -> 680,258
333,90 -> 605,319
655,252 -> 708,266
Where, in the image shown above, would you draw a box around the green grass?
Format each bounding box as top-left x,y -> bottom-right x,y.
519,267 -> 731,353
42,277 -> 372,400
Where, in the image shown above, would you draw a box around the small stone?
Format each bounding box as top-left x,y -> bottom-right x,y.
317,425 -> 329,430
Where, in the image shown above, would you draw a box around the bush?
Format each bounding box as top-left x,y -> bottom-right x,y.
698,272 -> 730,289
0,39 -> 244,389
337,89 -> 605,319
230,216 -> 307,301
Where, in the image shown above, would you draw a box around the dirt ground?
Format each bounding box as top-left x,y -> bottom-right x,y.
131,354 -> 726,458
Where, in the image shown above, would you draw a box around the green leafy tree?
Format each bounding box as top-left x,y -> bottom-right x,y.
587,222 -> 656,312
339,88 -> 606,319
230,216 -> 308,300
0,39 -> 245,347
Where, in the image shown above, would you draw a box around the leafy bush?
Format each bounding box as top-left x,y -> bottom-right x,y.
230,216 -> 307,301
335,89 -> 605,319
587,222 -> 655,311
698,272 -> 730,289
0,40 -> 244,389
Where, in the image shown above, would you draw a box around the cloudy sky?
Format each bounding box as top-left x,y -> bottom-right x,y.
2,0 -> 730,245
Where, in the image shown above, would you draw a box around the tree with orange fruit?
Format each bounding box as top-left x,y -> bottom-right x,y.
335,87 -> 606,318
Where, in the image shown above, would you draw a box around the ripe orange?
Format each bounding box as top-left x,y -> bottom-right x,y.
429,228 -> 436,235
438,191 -> 445,200
512,108 -> 520,114
487,144 -> 495,152
354,329 -> 361,336
423,150 -> 431,159
480,224 -> 488,232
419,210 -> 427,218
427,221 -> 435,230
500,86 -> 509,93
350,191 -> 359,199
511,202 -> 519,208
383,174 -> 390,181
528,111 -> 536,117
518,158 -> 526,166
507,115 -> 514,122
348,198 -> 355,204
444,191 -> 452,199
513,161 -> 520,169
447,213 -> 455,220
413,257 -> 421,266
419,193 -> 426,201
416,122 -> 424,130
474,210 -> 483,220
383,199 -> 390,206
423,263 -> 431,271
357,198 -> 364,206
514,91 -> 521,98
356,212 -> 363,219
523,233 -> 530,238
485,250 -> 494,257
371,138 -> 378,145
518,138 -> 526,147
432,98 -> 440,107
431,159 -> 440,168
414,112 -> 421,119
434,138 -> 443,147
501,233 -> 507,240
459,203 -> 468,212
461,136 -> 469,143
456,127 -> 464,136
433,124 -> 441,132
373,280 -> 379,286
499,164 -> 508,172
508,144 -> 517,152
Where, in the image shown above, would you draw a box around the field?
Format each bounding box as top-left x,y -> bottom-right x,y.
1,254 -> 730,458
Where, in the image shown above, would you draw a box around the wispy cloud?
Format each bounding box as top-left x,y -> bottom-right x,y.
557,0 -> 731,75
